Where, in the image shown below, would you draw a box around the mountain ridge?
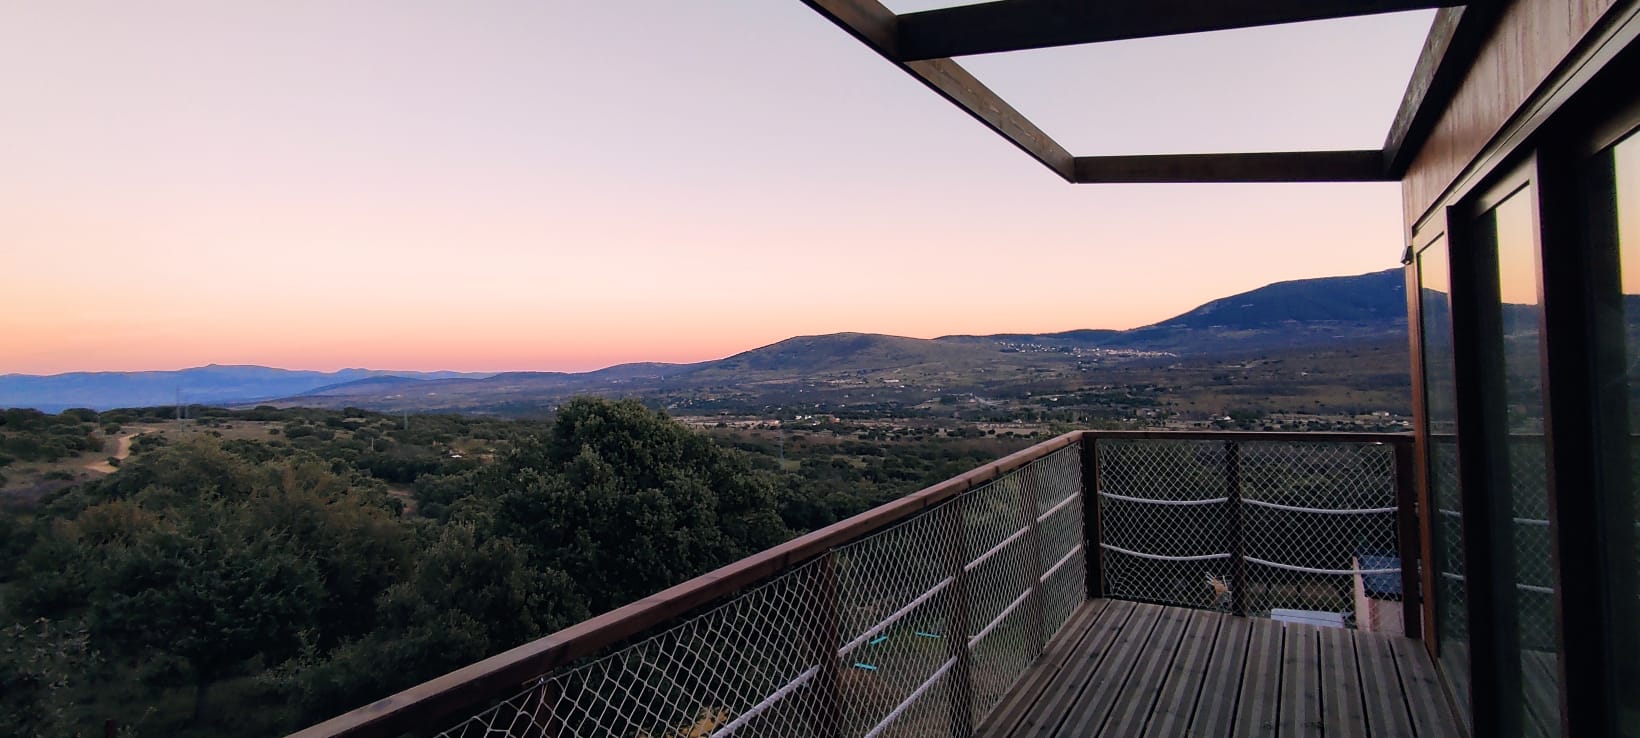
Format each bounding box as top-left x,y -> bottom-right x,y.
2,269 -> 1407,413
0,367 -> 495,413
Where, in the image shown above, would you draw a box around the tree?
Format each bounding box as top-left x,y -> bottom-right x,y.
0,618 -> 98,738
462,398 -> 789,613
10,438 -> 414,733
266,523 -> 585,726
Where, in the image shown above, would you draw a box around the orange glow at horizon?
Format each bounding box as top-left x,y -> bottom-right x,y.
0,2 -> 1430,376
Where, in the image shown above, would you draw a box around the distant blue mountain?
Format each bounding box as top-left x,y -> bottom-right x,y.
1098,268 -> 1407,353
1143,268 -> 1405,330
0,365 -> 492,412
3,269 -> 1415,414
940,269 -> 1407,355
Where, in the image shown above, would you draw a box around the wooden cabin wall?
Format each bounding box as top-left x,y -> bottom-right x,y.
1402,0 -> 1615,225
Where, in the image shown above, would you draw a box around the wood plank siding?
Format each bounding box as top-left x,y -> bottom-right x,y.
1401,0 -> 1618,224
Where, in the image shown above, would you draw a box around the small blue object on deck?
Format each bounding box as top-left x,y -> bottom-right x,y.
851,662 -> 878,671
869,635 -> 890,646
1354,551 -> 1403,599
914,631 -> 942,639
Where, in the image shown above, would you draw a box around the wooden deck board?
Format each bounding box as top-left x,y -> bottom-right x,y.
1008,599 -> 1139,738
1053,603 -> 1166,736
1143,610 -> 1223,737
1233,617 -> 1283,738
1317,626 -> 1368,738
983,600 -> 1464,738
1353,628 -> 1416,738
1387,635 -> 1466,738
1186,613 -> 1251,738
1278,625 -> 1321,737
974,599 -> 1110,738
1101,604 -> 1194,735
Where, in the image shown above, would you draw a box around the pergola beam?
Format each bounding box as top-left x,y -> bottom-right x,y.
896,0 -> 1466,61
1074,151 -> 1391,183
802,0 -> 1077,181
800,0 -> 1422,184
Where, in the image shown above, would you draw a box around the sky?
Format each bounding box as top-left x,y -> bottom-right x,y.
0,1 -> 1434,375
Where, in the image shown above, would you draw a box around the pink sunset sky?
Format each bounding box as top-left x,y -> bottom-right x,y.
0,2 -> 1434,375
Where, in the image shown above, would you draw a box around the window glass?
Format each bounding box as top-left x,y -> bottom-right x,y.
1485,187 -> 1559,737
1418,236 -> 1468,718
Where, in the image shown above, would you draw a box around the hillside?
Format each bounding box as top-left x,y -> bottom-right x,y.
2,269 -> 1412,416
1100,269 -> 1407,354
0,365 -> 492,412
265,362 -> 708,415
1149,269 -> 1405,330
940,269 -> 1407,355
268,269 -> 1413,416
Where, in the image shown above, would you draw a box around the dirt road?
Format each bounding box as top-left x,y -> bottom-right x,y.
86,428 -> 153,474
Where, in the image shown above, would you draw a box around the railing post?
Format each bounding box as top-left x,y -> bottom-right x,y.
812,552 -> 845,738
943,496 -> 975,738
1392,439 -> 1424,640
1079,436 -> 1103,599
1225,440 -> 1247,617
1019,465 -> 1047,655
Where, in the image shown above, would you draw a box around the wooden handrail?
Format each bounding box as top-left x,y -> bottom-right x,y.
1081,429 -> 1412,445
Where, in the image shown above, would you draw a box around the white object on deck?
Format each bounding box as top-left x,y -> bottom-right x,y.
1270,608 -> 1348,629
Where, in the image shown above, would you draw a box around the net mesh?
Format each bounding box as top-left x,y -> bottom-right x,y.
1096,438 -> 1403,628
1097,440 -> 1234,611
1430,437 -> 1467,641
431,445 -> 1087,738
1239,441 -> 1398,622
1507,438 -> 1556,653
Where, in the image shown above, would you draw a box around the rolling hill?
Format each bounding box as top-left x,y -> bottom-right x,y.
1149,269 -> 1405,329
0,366 -> 493,413
2,269 -> 1411,414
263,269 -> 1411,414
941,269 -> 1407,354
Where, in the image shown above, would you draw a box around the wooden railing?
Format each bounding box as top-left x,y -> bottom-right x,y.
1083,431 -> 1420,634
289,429 -> 1416,738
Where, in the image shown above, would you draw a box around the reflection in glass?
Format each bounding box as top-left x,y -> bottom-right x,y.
1487,187 -> 1559,738
1418,236 -> 1468,718
1608,130 -> 1640,735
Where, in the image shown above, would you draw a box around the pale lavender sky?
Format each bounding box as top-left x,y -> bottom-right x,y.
0,2 -> 1433,373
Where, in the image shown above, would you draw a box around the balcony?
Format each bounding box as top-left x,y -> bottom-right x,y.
291,430 -> 1463,738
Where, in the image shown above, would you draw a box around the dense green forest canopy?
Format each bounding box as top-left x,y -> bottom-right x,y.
0,399 -> 1033,737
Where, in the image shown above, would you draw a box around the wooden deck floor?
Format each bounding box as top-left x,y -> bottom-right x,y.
977,599 -> 1464,738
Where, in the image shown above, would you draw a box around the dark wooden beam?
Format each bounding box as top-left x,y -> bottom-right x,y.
801,0 -> 1076,180
801,1 -> 1409,184
906,58 -> 1076,179
897,0 -> 1465,61
1073,150 -> 1389,183
1382,3 -> 1507,177
802,0 -> 898,57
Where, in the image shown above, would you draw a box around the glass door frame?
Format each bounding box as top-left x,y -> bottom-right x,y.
1447,158 -> 1542,738
1402,26 -> 1640,738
